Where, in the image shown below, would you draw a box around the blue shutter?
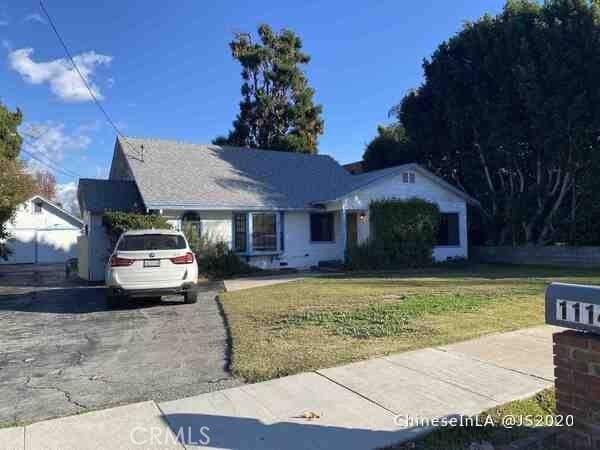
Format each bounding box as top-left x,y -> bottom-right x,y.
279,211 -> 285,252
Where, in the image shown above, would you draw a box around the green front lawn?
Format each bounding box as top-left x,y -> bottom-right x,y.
219,264 -> 600,383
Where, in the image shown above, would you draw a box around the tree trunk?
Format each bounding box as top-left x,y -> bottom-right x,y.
537,172 -> 572,245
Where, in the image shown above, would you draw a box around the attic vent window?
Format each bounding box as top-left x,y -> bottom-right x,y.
33,201 -> 42,214
402,172 -> 416,184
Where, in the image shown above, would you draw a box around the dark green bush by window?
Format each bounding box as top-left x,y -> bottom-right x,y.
346,198 -> 440,270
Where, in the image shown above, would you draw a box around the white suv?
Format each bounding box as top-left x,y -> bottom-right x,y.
105,229 -> 199,305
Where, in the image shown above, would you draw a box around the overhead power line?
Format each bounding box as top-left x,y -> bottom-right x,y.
20,147 -> 80,180
39,0 -> 142,159
20,129 -> 82,179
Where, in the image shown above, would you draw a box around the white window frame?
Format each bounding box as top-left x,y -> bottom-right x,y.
248,212 -> 280,254
402,172 -> 416,184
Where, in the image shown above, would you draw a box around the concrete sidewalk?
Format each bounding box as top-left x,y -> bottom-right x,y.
0,325 -> 559,450
223,273 -> 315,292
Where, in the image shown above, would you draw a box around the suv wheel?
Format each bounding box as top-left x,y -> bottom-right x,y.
106,290 -> 119,308
184,290 -> 198,304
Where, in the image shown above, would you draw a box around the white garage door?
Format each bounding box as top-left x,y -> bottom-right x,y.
1,228 -> 80,264
2,230 -> 36,264
36,229 -> 80,263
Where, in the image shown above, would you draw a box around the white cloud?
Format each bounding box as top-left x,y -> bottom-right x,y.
8,48 -> 112,102
55,181 -> 79,215
20,122 -> 92,174
23,13 -> 46,24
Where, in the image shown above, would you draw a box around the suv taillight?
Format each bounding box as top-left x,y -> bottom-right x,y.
170,252 -> 194,264
110,256 -> 134,267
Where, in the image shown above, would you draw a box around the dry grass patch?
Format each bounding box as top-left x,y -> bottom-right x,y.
220,264 -> 600,382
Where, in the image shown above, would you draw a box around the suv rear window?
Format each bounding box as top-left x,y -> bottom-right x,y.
118,234 -> 187,251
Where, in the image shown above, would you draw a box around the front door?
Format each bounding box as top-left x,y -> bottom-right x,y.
346,213 -> 358,249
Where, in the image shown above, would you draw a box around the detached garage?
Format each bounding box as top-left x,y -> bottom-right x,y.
1,195 -> 83,264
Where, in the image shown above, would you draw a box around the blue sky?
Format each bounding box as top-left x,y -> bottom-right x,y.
1,0 -> 505,210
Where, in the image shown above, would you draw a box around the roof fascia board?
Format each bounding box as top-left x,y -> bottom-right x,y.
145,204 -> 325,212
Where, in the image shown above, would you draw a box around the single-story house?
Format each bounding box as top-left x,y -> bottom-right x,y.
77,136 -> 477,281
1,195 -> 83,265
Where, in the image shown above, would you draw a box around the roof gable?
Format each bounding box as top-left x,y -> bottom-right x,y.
26,195 -> 83,227
340,164 -> 478,205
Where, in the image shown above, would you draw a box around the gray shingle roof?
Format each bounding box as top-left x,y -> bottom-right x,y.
108,137 -> 476,210
117,137 -> 357,210
77,179 -> 144,213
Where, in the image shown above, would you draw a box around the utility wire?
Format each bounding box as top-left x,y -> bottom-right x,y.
22,147 -> 80,178
20,147 -> 80,180
20,129 -> 82,179
39,0 -> 142,159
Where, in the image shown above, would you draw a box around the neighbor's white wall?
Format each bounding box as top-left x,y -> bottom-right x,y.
6,198 -> 79,230
339,171 -> 468,261
0,198 -> 82,265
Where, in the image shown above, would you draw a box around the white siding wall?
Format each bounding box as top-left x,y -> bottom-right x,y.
163,209 -> 345,270
338,171 -> 468,261
82,211 -> 111,281
1,198 -> 82,265
278,211 -> 345,269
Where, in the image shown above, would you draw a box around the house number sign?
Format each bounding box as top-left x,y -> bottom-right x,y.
546,282 -> 600,333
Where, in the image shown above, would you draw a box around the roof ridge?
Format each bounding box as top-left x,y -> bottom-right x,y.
119,135 -> 338,161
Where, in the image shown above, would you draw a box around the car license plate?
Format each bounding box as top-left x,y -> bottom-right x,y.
143,259 -> 160,268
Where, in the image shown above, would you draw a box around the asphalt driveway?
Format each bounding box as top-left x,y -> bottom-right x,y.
0,264 -> 240,425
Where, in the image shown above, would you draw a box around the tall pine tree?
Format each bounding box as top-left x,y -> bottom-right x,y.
215,24 -> 324,154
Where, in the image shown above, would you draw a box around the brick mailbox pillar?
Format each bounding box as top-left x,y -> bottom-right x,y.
554,330 -> 600,449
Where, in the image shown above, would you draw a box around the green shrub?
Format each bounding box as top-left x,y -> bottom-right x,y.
102,211 -> 172,249
346,198 -> 440,270
182,226 -> 258,279
199,242 -> 258,279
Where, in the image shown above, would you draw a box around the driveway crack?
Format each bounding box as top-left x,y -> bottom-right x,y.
24,376 -> 88,410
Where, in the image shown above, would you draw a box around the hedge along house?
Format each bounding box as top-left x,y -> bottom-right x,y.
77,137 -> 477,281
